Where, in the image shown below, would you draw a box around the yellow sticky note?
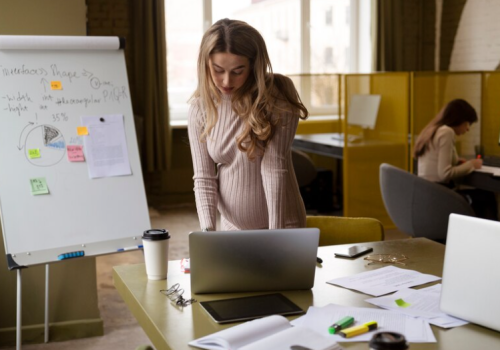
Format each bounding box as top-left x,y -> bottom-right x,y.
395,298 -> 411,308
30,177 -> 49,195
77,126 -> 89,136
51,81 -> 62,90
28,148 -> 41,159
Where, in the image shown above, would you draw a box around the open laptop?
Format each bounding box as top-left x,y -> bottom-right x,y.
189,228 -> 319,294
440,214 -> 500,331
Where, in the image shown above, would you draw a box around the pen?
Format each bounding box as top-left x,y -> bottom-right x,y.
117,245 -> 143,252
328,316 -> 354,334
339,321 -> 378,338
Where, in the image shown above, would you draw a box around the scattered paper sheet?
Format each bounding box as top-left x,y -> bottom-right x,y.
67,145 -> 85,162
365,284 -> 468,329
81,115 -> 131,179
30,177 -> 49,195
475,165 -> 500,177
291,303 -> 436,343
327,266 -> 441,296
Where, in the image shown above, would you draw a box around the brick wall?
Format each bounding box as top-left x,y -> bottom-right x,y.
445,0 -> 500,70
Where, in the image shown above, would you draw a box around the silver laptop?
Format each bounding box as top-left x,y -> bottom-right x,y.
189,228 -> 320,294
440,214 -> 500,331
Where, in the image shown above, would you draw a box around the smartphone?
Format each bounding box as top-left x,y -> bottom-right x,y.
334,245 -> 373,258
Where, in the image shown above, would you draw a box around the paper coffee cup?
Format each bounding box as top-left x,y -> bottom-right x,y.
142,229 -> 170,280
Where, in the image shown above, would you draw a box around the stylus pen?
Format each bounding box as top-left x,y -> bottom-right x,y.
328,316 -> 354,334
339,321 -> 377,338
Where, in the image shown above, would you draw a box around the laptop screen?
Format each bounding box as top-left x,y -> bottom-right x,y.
189,228 -> 319,294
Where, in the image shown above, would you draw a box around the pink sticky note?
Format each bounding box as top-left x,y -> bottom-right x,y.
67,145 -> 85,162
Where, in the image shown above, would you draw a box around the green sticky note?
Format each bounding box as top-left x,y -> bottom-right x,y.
28,148 -> 41,159
30,177 -> 49,195
395,298 -> 411,308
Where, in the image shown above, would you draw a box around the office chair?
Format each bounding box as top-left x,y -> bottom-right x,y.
291,148 -> 317,187
306,216 -> 384,246
379,163 -> 475,242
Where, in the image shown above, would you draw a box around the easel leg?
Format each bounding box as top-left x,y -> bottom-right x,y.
45,264 -> 49,343
16,269 -> 22,350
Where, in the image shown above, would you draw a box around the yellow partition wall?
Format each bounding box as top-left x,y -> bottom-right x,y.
481,72 -> 500,157
343,73 -> 410,226
411,72 -> 482,173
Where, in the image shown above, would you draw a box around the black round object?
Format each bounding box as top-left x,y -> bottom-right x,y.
369,332 -> 409,350
142,229 -> 170,241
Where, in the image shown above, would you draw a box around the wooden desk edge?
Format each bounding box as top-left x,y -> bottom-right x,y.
113,267 -> 171,350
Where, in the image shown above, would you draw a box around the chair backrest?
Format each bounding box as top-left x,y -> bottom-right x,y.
379,163 -> 475,241
291,148 -> 317,187
306,216 -> 384,246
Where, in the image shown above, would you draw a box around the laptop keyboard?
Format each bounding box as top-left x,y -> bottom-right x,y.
482,155 -> 500,167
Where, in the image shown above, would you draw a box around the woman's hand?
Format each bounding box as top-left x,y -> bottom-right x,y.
470,158 -> 483,169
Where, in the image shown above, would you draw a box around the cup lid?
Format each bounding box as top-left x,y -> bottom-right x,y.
142,229 -> 170,241
369,332 -> 408,350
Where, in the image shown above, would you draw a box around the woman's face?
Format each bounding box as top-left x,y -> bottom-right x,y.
452,121 -> 471,136
209,52 -> 251,95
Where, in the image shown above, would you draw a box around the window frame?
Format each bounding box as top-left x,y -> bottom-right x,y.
169,0 -> 370,125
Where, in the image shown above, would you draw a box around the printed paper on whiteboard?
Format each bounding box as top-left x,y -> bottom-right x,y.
81,114 -> 131,179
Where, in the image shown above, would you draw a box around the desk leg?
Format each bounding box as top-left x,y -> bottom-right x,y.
333,158 -> 343,211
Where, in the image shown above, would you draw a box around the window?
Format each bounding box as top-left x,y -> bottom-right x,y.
165,0 -> 372,125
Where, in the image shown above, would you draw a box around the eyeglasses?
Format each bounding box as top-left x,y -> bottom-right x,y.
160,283 -> 196,307
364,254 -> 408,266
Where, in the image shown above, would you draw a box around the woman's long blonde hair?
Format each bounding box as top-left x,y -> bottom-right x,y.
190,18 -> 308,159
413,99 -> 478,158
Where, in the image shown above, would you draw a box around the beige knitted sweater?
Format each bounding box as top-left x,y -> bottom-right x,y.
188,94 -> 306,231
418,125 -> 474,183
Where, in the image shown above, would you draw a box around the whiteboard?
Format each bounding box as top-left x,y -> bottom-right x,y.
0,36 -> 151,267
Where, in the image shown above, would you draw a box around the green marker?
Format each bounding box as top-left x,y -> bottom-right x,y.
328,316 -> 354,334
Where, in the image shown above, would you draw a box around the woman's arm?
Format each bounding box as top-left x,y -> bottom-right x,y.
188,103 -> 218,231
261,111 -> 299,229
436,127 -> 475,182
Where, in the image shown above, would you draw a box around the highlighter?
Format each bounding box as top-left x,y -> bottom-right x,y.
339,321 -> 378,338
328,316 -> 354,334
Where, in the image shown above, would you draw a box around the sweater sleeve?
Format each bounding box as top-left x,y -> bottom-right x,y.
261,111 -> 299,229
188,102 -> 218,231
436,127 -> 474,182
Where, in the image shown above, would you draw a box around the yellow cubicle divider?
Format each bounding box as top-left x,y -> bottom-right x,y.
410,72 -> 483,173
481,71 -> 500,157
343,73 -> 410,227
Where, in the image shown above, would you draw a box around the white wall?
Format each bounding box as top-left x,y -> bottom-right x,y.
448,0 -> 500,71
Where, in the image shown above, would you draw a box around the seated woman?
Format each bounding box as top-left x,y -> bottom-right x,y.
414,99 -> 498,220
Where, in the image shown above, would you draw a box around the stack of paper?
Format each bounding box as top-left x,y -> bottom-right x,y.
291,303 -> 436,343
365,284 -> 468,328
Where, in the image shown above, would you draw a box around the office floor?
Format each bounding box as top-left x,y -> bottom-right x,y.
2,203 -> 409,350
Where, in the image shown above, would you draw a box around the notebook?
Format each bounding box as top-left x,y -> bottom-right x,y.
189,228 -> 320,294
440,214 -> 500,331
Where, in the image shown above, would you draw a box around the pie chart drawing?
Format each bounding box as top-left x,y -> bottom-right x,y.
25,125 -> 66,167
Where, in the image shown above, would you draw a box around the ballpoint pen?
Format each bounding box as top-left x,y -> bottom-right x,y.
328,316 -> 354,334
339,321 -> 378,338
